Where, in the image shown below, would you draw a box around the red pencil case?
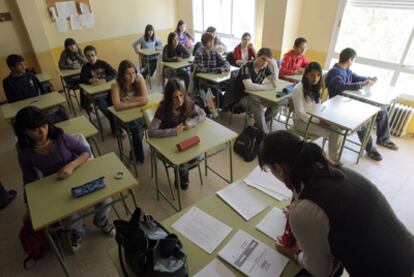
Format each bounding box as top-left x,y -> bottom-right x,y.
176,136 -> 200,151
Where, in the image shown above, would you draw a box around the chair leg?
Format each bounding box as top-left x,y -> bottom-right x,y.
163,162 -> 175,200
197,164 -> 203,186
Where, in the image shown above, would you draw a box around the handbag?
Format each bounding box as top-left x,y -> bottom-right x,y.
114,208 -> 188,277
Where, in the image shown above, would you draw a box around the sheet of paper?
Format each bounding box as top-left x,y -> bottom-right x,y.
79,2 -> 91,14
216,180 -> 268,220
244,166 -> 291,199
48,7 -> 57,20
256,208 -> 286,241
55,17 -> 68,33
55,1 -> 78,19
70,14 -> 82,30
246,182 -> 288,201
79,13 -> 94,28
171,207 -> 232,254
218,230 -> 289,277
194,258 -> 236,277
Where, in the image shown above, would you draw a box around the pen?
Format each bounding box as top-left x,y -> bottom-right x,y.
320,106 -> 326,112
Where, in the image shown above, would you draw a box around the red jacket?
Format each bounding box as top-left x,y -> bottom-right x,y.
279,49 -> 309,77
233,44 -> 255,62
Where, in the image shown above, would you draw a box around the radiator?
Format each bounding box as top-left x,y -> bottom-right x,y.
388,103 -> 414,137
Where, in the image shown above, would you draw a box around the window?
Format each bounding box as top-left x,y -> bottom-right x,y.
327,0 -> 414,95
192,0 -> 256,50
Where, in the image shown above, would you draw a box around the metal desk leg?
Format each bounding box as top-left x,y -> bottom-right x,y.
303,116 -> 313,140
147,56 -> 152,89
154,151 -> 160,200
357,114 -> 377,164
126,124 -> 138,177
229,141 -> 233,183
175,166 -> 182,211
45,227 -> 71,277
338,130 -> 349,161
90,95 -> 104,141
204,152 -> 208,176
60,76 -> 76,116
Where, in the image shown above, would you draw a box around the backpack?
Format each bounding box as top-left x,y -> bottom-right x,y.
19,215 -> 48,269
233,125 -> 264,162
114,208 -> 188,277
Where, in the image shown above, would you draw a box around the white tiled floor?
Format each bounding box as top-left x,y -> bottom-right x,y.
0,82 -> 413,276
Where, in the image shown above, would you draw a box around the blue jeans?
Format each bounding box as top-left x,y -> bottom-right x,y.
357,109 -> 391,152
95,94 -> 115,134
65,197 -> 113,240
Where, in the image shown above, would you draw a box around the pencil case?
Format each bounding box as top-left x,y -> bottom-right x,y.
176,136 -> 200,151
71,177 -> 105,198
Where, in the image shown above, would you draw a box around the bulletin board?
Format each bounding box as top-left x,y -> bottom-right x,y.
46,0 -> 92,20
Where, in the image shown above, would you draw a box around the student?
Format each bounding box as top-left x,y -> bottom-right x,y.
258,130 -> 414,276
111,60 -> 148,163
0,182 -> 17,210
162,32 -> 191,88
233,32 -> 256,67
148,78 -> 206,190
279,37 -> 309,79
14,107 -> 114,250
132,24 -> 163,78
80,45 -> 117,134
3,54 -> 68,123
325,48 -> 398,161
175,20 -> 194,48
292,62 -> 342,162
205,26 -> 227,54
193,32 -> 230,116
237,47 -> 278,133
58,38 -> 87,70
3,54 -> 43,103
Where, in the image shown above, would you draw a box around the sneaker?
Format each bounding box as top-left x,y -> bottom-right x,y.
377,140 -> 399,151
367,149 -> 383,161
180,182 -> 189,190
94,219 -> 115,236
71,236 -> 82,252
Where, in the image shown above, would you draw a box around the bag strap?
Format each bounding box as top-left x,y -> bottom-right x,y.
118,242 -> 129,277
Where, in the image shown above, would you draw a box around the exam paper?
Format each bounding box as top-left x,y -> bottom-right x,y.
194,258 -> 236,277
244,166 -> 291,199
216,180 -> 268,220
218,230 -> 289,277
256,207 -> 286,241
79,13 -> 94,28
247,182 -> 288,201
56,1 -> 78,19
171,207 -> 232,254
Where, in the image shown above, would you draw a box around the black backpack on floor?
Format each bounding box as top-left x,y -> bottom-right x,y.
114,208 -> 188,277
233,125 -> 264,162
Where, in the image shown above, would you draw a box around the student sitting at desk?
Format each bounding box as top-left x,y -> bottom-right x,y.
14,107 -> 114,251
132,24 -> 163,78
80,45 -> 117,134
205,26 -> 227,54
325,47 -> 398,161
233,32 -> 256,67
3,54 -> 68,123
175,20 -> 194,48
292,62 -> 342,162
259,130 -> 414,277
279,37 -> 309,80
237,47 -> 278,133
111,60 -> 148,164
194,32 -> 230,116
162,32 -> 191,89
148,78 -> 206,190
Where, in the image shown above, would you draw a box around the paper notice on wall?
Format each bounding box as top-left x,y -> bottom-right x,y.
48,7 -> 57,21
79,13 -> 94,28
70,15 -> 82,30
56,17 -> 68,33
56,1 -> 78,19
79,2 -> 91,14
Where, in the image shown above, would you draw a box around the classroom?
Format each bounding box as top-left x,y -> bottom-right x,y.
0,0 -> 413,276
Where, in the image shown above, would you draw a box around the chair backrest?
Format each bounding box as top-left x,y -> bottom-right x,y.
143,108 -> 156,128
72,133 -> 94,159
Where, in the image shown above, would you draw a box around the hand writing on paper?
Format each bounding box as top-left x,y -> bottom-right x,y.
58,164 -> 75,179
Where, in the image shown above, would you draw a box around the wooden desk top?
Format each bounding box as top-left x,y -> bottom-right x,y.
307,95 -> 381,131
79,80 -> 115,96
137,48 -> 162,56
342,85 -> 401,106
26,152 -> 138,231
1,92 -> 66,120
55,116 -> 98,138
58,68 -> 82,78
147,118 -> 238,166
108,92 -> 163,123
109,179 -> 299,276
36,72 -> 52,83
196,66 -> 239,83
245,79 -> 294,104
162,57 -> 194,70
